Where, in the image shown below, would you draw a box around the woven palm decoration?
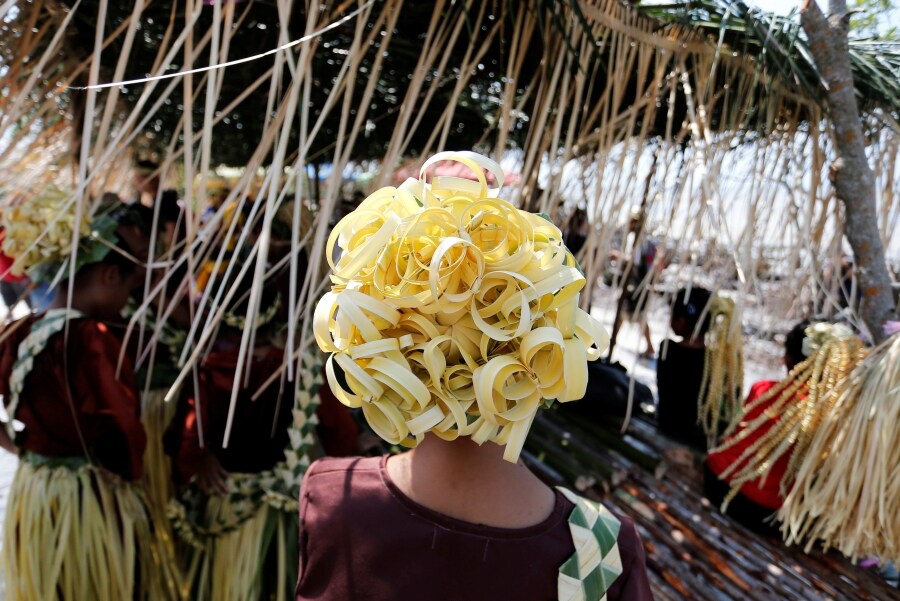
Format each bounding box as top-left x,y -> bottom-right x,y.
314,151 -> 608,464
557,487 -> 623,601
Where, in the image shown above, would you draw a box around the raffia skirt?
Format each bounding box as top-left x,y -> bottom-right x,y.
1,454 -> 166,601
141,388 -> 184,599
169,472 -> 298,601
142,388 -> 178,519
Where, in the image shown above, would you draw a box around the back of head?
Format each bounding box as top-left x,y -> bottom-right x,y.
671,286 -> 713,338
133,159 -> 161,196
1,189 -> 144,281
571,207 -> 588,227
784,319 -> 812,371
70,203 -> 149,318
314,151 -> 609,463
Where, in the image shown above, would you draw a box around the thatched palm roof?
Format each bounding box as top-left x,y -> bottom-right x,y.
2,1 -> 897,166
0,0 -> 895,322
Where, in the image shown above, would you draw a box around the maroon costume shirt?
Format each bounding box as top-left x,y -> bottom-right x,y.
0,315 -> 146,480
167,346 -> 292,481
296,456 -> 653,601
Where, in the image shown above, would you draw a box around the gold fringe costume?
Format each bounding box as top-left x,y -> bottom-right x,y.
712,323 -> 866,510
697,294 -> 744,447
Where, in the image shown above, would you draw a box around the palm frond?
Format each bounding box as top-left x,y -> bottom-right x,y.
634,0 -> 900,116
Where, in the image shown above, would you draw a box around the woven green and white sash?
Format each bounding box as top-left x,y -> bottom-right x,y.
557,487 -> 623,601
6,309 -> 83,438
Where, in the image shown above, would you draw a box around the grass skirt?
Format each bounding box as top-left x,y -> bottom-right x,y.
169,473 -> 298,601
142,388 -> 178,519
141,388 -> 183,599
2,455 -> 165,601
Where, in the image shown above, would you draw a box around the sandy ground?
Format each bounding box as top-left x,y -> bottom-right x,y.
591,290 -> 785,399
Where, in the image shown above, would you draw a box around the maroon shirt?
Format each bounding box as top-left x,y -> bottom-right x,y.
0,315 -> 146,480
296,456 -> 653,601
166,346 -> 292,482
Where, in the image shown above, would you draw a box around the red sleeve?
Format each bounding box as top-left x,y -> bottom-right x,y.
742,380 -> 782,421
706,379 -> 783,482
165,362 -> 219,485
72,321 -> 147,480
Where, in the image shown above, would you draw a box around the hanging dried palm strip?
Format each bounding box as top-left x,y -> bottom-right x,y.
712,323 -> 867,509
697,294 -> 744,447
778,330 -> 900,565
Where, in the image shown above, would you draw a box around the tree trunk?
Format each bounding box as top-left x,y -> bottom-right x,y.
801,0 -> 898,343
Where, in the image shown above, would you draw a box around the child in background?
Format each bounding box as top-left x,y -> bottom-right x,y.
166,270 -> 301,601
0,197 -> 163,600
656,287 -> 713,450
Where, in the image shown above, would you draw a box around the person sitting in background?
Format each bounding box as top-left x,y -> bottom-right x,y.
703,321 -> 810,534
655,286 -> 713,451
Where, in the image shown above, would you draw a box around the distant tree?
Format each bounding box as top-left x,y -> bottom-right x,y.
849,0 -> 899,38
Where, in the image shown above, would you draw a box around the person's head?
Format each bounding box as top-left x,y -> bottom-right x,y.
627,206 -> 644,233
70,222 -> 148,320
570,207 -> 588,231
100,191 -> 122,205
670,286 -> 713,341
2,188 -> 148,319
316,151 -> 608,463
129,190 -> 184,254
784,320 -> 813,372
157,190 -> 185,249
133,159 -> 161,198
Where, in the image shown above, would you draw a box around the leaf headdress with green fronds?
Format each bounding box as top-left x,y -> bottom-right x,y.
1,187 -> 126,284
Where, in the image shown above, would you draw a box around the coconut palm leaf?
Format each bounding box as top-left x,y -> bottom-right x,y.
633,0 -> 900,116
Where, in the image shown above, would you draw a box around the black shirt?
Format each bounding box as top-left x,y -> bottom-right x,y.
656,339 -> 708,450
